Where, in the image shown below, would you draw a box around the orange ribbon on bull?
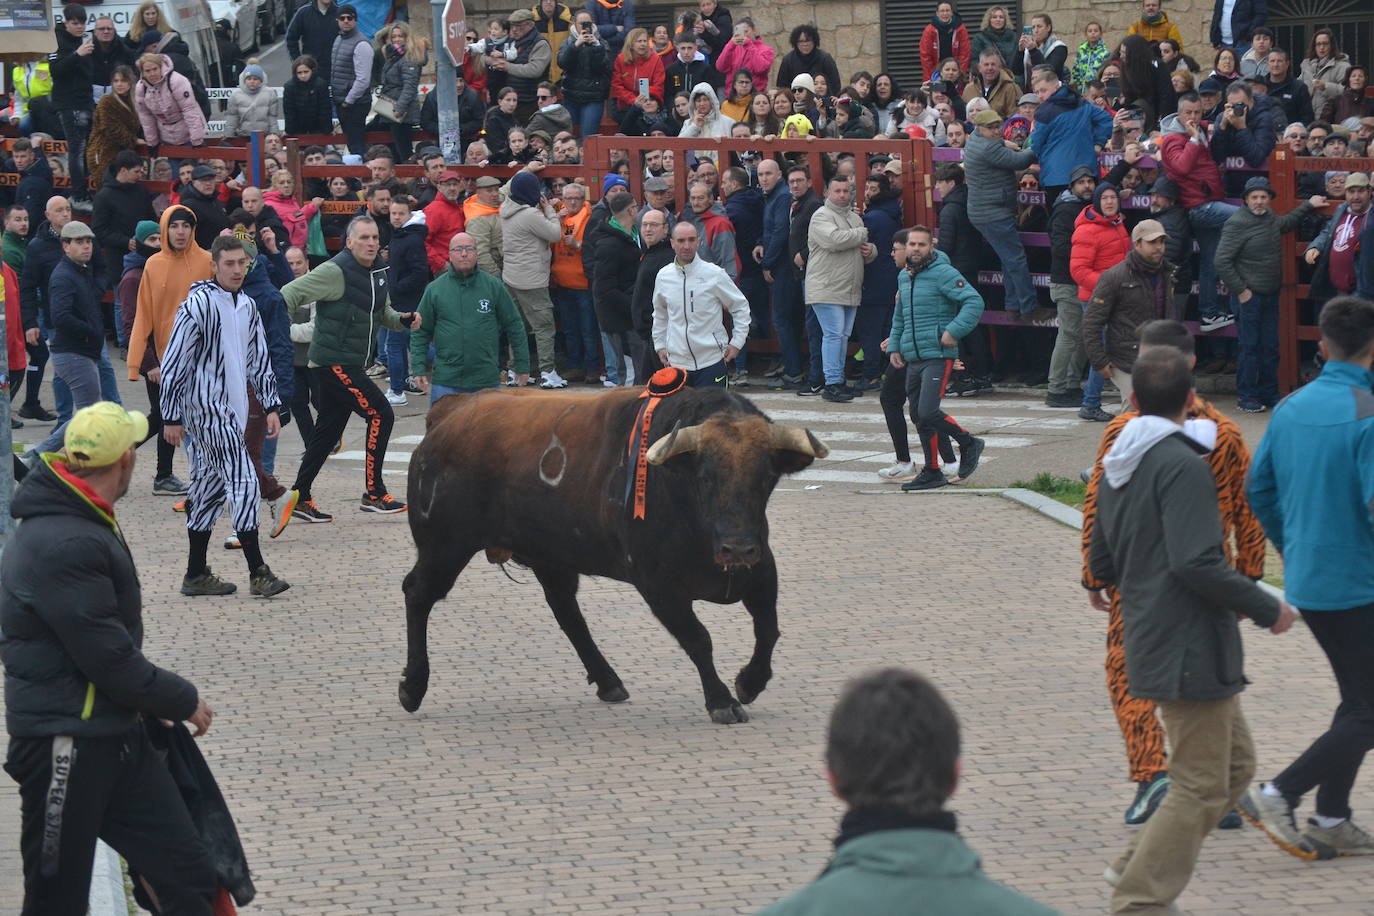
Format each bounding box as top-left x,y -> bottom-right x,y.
626,367 -> 689,520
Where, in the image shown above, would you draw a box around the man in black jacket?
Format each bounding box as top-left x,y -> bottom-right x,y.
592,190 -> 640,386
49,5 -> 97,205
631,206 -> 674,383
1,401 -> 217,915
286,0 -> 340,68
934,163 -> 991,395
1089,346 -> 1293,914
664,35 -> 724,100
1045,164 -> 1096,407
93,150 -> 156,338
181,165 -> 231,250
1,140 -> 52,237
785,165 -> 824,395
24,222 -> 109,462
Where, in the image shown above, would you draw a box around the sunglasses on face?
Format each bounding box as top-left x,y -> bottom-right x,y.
338,14 -> 355,20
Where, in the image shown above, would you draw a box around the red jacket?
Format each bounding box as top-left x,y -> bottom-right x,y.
423,194 -> 466,274
1158,130 -> 1225,208
4,263 -> 24,373
920,22 -> 971,81
611,52 -> 665,108
1070,206 -> 1130,300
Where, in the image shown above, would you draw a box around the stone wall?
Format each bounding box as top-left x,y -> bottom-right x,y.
406,0 -> 1220,85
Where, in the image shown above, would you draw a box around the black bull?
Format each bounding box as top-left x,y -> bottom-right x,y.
399,386 -> 828,724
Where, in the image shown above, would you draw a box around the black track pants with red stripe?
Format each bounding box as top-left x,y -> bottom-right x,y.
904,358 -> 973,471
292,365 -> 395,502
3,725 -> 215,916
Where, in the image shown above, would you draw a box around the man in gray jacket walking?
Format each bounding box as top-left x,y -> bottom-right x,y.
961,109 -> 1051,321
1088,346 -> 1296,914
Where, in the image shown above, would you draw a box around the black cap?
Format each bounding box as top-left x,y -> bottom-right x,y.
191,164 -> 216,181
336,3 -> 357,16
1243,175 -> 1275,197
1197,77 -> 1224,94
1068,164 -> 1096,184
1151,176 -> 1179,200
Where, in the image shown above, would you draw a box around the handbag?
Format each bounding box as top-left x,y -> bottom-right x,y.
371,93 -> 400,122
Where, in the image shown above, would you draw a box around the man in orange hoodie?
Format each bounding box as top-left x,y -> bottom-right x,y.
125,205 -> 212,496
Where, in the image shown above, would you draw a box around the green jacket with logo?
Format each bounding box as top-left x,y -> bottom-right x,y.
759,827 -> 1058,916
282,249 -> 407,368
409,264 -> 529,390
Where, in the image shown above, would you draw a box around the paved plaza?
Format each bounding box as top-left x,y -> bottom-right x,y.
2,384 -> 1370,914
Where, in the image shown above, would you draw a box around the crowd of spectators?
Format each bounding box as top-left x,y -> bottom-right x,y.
4,0 -> 1374,428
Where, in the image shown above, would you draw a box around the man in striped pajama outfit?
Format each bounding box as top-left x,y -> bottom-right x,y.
159,236 -> 290,599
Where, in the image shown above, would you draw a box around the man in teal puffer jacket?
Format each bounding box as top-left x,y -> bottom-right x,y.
887,226 -> 986,491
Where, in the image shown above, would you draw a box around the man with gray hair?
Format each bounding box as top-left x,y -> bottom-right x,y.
962,48 -> 1020,118
274,215 -> 422,534
759,668 -> 1056,914
677,181 -> 738,281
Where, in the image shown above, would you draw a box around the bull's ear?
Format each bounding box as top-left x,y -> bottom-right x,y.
770,426 -> 828,475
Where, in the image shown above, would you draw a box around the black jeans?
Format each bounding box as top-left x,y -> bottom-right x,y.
905,358 -> 972,471
292,364 -> 394,501
57,109 -> 92,199
1274,606 -> 1374,820
291,364 -> 320,447
881,362 -> 955,467
138,379 -> 176,479
336,101 -> 368,156
4,725 -> 216,915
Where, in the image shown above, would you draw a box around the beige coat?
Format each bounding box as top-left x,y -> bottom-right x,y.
499,197 -> 561,290
805,199 -> 874,307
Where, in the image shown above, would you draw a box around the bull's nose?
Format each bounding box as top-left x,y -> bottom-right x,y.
718,541 -> 761,566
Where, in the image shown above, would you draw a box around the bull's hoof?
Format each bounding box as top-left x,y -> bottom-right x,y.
709,702 -> 750,725
398,678 -> 427,713
735,667 -> 770,706
597,684 -> 630,703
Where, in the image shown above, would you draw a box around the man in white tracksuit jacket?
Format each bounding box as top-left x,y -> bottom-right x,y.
651,220 -> 751,387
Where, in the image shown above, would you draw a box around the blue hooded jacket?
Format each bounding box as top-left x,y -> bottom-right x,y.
241,251 -> 295,409
1247,359 -> 1374,611
860,191 -> 902,307
1030,85 -> 1113,188
760,181 -> 792,274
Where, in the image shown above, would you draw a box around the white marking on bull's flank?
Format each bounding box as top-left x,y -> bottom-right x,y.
539,433 -> 567,487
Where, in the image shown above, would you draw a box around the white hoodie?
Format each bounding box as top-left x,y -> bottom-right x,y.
1103,415 -> 1218,489
651,254 -> 751,371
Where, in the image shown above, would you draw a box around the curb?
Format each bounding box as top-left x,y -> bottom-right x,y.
89,840 -> 127,915
996,488 -> 1286,602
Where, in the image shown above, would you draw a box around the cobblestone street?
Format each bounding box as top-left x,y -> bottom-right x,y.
2,386 -> 1369,914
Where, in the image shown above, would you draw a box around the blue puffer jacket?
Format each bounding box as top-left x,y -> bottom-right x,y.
1029,86 -> 1113,188
241,252 -> 295,408
860,192 -> 902,306
889,249 -> 984,362
760,181 -> 793,274
1247,359 -> 1374,612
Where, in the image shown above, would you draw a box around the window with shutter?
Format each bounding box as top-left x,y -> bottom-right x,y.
881,0 -> 1020,89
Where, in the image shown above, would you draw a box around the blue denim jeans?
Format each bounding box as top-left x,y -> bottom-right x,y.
383,328 -> 411,394
1189,201 -> 1241,317
811,303 -> 858,385
33,351 -> 101,455
555,288 -> 599,374
563,99 -> 605,138
1080,298 -> 1107,408
1235,291 -> 1279,406
601,329 -> 633,385
971,214 -> 1037,313
770,269 -> 804,379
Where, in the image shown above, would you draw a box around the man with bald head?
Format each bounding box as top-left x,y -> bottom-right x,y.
239,186 -> 288,251
632,206 -> 675,382
409,232 -> 529,404
652,221 -> 751,387
20,195 -> 120,424
677,181 -> 738,281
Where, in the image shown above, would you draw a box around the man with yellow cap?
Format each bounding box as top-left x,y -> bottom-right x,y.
0,401 -> 219,915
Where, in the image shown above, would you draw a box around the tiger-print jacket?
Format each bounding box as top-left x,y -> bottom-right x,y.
1082,396 -> 1266,590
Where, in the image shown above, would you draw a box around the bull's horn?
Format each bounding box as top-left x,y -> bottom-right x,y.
646,422 -> 703,465
770,425 -> 830,459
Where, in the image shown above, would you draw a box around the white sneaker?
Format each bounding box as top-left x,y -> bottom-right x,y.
1199,313 -> 1236,333
503,370 -> 517,387
224,533 -> 242,550
602,379 -> 616,388
540,370 -> 568,389
877,461 -> 916,482
385,390 -> 407,406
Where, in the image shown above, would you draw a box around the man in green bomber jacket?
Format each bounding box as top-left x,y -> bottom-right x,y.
275,214 -> 420,533
758,667 -> 1057,916
410,231 -> 530,404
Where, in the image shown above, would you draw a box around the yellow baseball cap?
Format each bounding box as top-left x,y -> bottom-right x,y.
64,402 -> 148,469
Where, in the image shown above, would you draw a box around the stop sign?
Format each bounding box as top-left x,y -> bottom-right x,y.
442,0 -> 468,68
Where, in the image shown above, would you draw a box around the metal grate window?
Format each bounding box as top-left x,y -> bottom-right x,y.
1268,0 -> 1371,79
880,0 -> 1020,90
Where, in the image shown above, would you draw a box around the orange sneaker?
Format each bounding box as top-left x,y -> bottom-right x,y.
360,494 -> 407,514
